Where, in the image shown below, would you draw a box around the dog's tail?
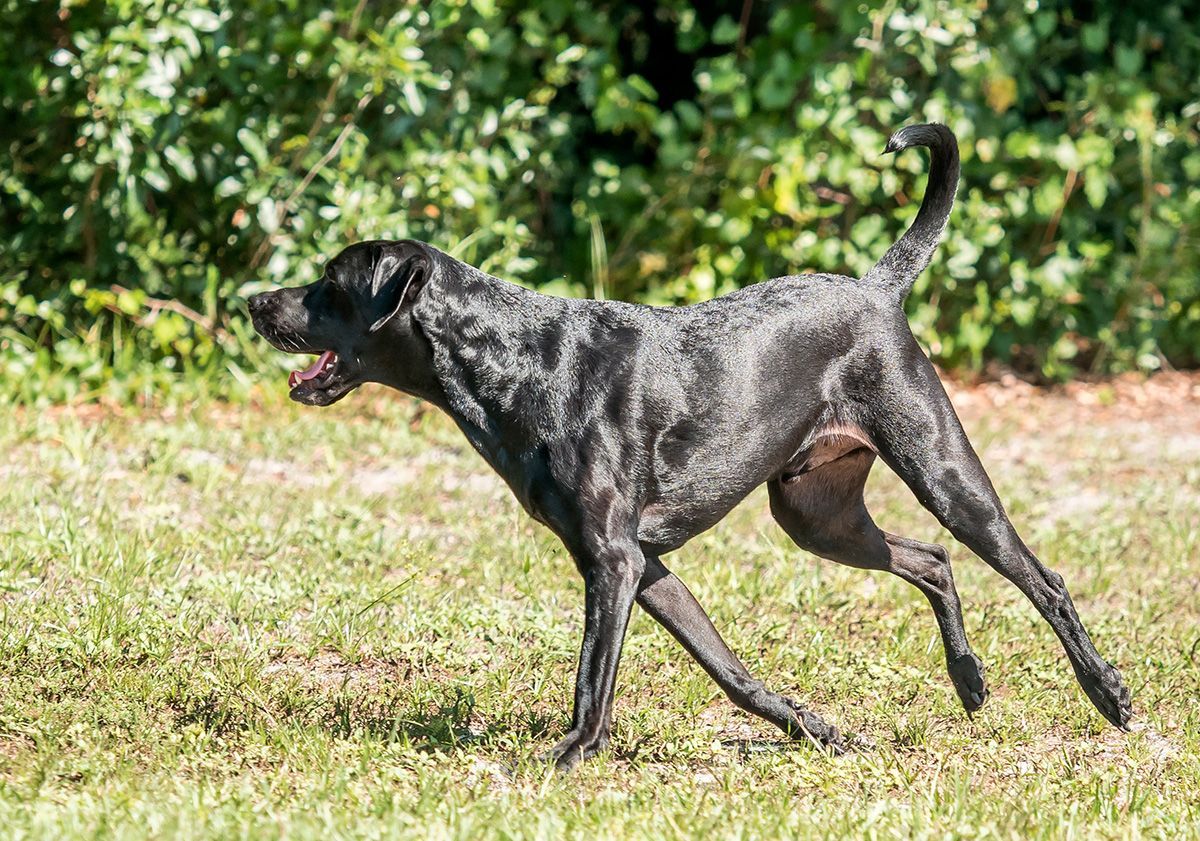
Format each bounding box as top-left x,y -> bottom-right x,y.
861,123 -> 959,301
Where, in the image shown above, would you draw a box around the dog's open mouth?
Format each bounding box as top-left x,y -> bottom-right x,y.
288,350 -> 337,390
283,349 -> 359,406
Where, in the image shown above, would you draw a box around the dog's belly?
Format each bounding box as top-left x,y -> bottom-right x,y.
635,421 -> 876,554
637,498 -> 740,555
636,467 -> 770,554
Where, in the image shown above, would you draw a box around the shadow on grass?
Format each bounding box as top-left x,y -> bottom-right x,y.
338,689 -> 562,754
179,683 -> 562,754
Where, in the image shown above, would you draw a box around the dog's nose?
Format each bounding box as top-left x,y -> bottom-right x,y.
247,292 -> 270,315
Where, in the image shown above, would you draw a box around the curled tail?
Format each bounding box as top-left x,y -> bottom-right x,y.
862,123 -> 960,300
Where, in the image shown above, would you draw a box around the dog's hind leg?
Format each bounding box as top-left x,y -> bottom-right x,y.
636,557 -> 844,752
862,352 -> 1132,729
768,448 -> 988,712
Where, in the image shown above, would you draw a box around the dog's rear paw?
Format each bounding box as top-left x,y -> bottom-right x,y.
784,699 -> 846,755
949,653 -> 988,712
1084,663 -> 1133,731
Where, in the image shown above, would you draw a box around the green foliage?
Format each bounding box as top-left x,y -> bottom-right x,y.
2,0 -> 1198,402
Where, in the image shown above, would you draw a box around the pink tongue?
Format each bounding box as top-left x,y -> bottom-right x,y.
288,350 -> 335,389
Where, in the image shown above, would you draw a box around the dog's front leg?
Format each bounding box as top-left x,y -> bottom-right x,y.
546,537 -> 646,771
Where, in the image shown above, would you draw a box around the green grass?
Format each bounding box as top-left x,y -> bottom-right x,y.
1,386 -> 1198,839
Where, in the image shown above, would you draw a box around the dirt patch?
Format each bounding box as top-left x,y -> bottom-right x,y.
946,371 -> 1200,434
260,649 -> 411,694
0,733 -> 36,766
1004,721 -> 1182,770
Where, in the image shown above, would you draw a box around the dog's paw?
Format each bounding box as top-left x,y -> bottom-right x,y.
783,699 -> 846,755
540,728 -> 609,772
948,653 -> 989,712
1083,663 -> 1133,731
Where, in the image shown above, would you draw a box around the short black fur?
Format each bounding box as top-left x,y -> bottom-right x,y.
248,124 -> 1132,770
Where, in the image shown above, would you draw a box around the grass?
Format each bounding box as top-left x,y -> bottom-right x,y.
1,381 -> 1198,839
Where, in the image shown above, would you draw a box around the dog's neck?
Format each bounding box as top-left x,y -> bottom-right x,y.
405,259 -> 573,472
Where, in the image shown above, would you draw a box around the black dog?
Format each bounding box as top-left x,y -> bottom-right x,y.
248,124 -> 1132,770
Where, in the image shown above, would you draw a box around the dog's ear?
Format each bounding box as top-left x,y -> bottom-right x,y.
368,253 -> 428,333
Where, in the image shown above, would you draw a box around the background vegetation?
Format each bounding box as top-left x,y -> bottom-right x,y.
2,0 -> 1199,403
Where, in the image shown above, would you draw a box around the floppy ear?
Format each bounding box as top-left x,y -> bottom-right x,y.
368,254 -> 428,333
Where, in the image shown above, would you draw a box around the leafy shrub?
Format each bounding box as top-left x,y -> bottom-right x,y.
2,0 -> 1197,403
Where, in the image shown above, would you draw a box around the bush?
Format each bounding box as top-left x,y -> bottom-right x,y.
2,0 -> 1197,403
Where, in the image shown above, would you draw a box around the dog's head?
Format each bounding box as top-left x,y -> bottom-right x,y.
247,240 -> 432,406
